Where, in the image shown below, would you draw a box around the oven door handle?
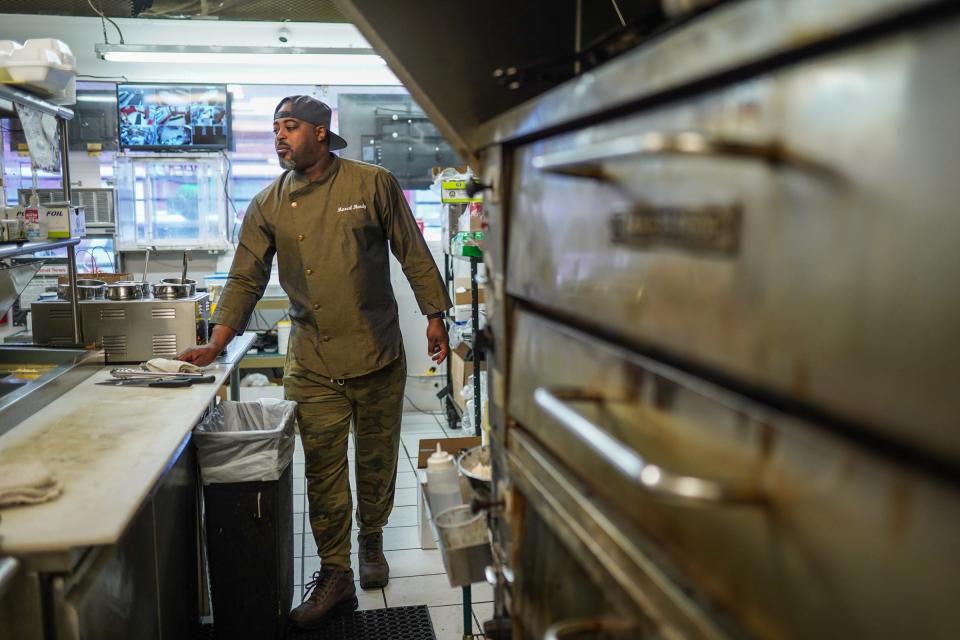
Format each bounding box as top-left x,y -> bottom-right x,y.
0,557 -> 20,600
544,617 -> 637,639
534,387 -> 763,505
531,130 -> 835,181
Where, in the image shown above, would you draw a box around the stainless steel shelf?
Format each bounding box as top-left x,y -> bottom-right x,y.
239,353 -> 286,369
0,84 -> 74,120
447,396 -> 464,417
0,238 -> 81,260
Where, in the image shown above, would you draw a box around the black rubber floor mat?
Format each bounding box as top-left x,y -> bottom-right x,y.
196,606 -> 437,640
289,605 -> 436,640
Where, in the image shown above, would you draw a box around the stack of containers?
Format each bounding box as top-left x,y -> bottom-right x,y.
0,39 -> 77,104
0,41 -> 22,84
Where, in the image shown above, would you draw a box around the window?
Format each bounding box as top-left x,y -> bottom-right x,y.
114,154 -> 229,250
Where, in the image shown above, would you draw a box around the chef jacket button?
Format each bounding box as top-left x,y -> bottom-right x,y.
322,336 -> 331,342
291,201 -> 298,208
313,303 -> 320,310
306,268 -> 313,275
298,234 -> 304,241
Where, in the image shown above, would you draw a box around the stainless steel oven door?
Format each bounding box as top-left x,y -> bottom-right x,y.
507,17 -> 960,462
509,309 -> 960,639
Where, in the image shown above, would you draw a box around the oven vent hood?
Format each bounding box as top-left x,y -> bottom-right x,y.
333,0 -> 668,160
335,0 -> 945,159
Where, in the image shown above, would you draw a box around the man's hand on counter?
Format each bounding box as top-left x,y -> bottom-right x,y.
177,324 -> 237,367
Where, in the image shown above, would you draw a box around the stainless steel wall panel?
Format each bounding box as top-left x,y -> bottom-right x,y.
508,309 -> 960,639
507,19 -> 960,461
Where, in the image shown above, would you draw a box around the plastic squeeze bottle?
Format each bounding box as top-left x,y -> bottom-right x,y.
426,444 -> 464,516
24,193 -> 41,241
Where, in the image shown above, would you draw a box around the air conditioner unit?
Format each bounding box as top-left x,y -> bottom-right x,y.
74,188 -> 115,227
17,187 -> 115,227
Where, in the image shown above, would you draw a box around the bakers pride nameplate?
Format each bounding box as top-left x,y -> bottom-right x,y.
610,203 -> 742,254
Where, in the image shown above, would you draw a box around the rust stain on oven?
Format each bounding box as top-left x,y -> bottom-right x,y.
623,361 -> 646,403
791,359 -> 811,398
652,377 -> 680,411
887,478 -> 915,542
758,420 -> 778,459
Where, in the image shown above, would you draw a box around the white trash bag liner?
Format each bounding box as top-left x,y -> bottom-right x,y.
194,399 -> 297,484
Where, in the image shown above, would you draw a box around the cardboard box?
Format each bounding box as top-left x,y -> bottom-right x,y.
57,273 -> 133,284
450,343 -> 486,412
42,205 -> 86,239
416,435 -> 481,469
453,277 -> 486,306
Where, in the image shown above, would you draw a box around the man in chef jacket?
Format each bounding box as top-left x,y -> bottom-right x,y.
179,95 -> 451,629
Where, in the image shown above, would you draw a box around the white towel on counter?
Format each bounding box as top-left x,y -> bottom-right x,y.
145,358 -> 204,374
0,461 -> 63,508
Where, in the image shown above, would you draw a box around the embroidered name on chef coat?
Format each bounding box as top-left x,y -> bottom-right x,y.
337,203 -> 367,213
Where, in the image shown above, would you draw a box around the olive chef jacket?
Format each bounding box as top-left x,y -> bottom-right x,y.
213,155 -> 452,379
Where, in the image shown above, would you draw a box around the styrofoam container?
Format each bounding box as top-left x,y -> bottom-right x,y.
5,39 -> 76,98
51,76 -> 76,106
23,38 -> 75,68
0,40 -> 23,83
0,40 -> 22,55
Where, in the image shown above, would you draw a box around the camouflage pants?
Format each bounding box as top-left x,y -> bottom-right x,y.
284,348 -> 406,570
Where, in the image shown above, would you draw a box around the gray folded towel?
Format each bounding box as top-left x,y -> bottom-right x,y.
0,461 -> 63,508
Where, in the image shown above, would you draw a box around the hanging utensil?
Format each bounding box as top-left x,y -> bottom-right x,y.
181,250 -> 189,284
140,247 -> 152,297
141,248 -> 150,285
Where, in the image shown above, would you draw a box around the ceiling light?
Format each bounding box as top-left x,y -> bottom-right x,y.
95,44 -> 383,66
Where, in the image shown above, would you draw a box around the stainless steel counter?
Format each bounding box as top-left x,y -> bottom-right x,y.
0,347 -> 102,439
0,333 -> 255,640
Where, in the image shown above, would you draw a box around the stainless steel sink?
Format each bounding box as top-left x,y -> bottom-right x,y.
0,346 -> 103,437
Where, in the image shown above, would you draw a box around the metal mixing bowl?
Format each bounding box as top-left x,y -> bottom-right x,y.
455,444 -> 492,502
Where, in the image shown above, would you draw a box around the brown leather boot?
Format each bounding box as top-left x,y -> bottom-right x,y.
289,567 -> 357,629
358,532 -> 390,589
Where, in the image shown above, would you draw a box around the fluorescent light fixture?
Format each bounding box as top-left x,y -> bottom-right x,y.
95,43 -> 383,66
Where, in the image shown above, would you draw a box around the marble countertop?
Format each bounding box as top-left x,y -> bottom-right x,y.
0,335 -> 254,557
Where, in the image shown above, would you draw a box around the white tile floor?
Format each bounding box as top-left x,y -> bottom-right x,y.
291,409 -> 491,639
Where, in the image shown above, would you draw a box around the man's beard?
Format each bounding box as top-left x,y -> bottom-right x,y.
280,154 -> 297,170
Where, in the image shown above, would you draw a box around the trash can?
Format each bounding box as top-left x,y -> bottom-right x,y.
194,398 -> 297,640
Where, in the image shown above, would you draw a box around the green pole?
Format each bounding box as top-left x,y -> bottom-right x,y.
463,584 -> 472,637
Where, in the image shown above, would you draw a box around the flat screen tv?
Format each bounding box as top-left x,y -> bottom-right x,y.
117,83 -> 230,151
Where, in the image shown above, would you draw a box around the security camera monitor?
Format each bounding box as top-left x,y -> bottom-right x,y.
117,83 -> 230,151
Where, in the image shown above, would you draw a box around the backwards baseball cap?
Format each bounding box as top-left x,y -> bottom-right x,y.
274,95 -> 348,150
